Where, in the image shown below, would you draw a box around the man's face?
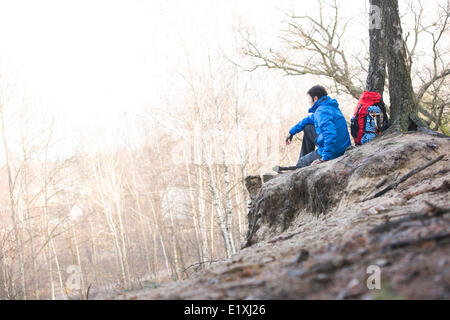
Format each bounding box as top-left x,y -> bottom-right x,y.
309,95 -> 318,107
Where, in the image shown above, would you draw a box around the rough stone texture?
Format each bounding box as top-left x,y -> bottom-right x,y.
243,131 -> 450,247
244,175 -> 262,203
106,132 -> 450,300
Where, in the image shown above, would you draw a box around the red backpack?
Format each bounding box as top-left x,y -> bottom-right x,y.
350,91 -> 389,145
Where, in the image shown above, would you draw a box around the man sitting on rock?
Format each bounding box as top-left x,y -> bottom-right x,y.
280,85 -> 351,171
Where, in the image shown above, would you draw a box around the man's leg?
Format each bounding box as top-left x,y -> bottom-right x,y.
296,124 -> 318,168
300,124 -> 318,157
296,150 -> 321,168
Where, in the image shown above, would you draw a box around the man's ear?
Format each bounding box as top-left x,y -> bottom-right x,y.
313,96 -> 319,103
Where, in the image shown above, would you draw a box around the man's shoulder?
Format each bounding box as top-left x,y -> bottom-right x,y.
314,105 -> 334,116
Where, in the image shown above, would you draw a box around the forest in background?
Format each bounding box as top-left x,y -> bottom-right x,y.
0,0 -> 448,299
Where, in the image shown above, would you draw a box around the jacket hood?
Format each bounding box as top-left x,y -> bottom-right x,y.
308,96 -> 338,113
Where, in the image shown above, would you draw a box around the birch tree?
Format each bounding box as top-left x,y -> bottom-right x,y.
93,153 -> 132,290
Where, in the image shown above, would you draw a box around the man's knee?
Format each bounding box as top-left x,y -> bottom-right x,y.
296,150 -> 321,168
296,158 -> 308,168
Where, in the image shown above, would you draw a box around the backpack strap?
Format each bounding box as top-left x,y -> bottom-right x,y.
365,110 -> 378,134
355,104 -> 363,118
375,99 -> 389,131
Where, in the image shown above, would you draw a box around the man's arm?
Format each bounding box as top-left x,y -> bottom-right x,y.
289,114 -> 315,136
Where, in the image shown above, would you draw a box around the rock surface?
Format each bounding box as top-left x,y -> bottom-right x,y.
110,131 -> 450,300
243,131 -> 449,247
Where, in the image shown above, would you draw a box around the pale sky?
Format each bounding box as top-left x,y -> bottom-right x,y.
0,0 -> 441,160
0,0 -> 304,158
0,0 -> 288,112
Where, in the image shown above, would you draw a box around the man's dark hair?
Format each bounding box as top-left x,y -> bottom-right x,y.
307,85 -> 328,100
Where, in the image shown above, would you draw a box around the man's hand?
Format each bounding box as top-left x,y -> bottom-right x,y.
311,158 -> 324,166
285,134 -> 293,146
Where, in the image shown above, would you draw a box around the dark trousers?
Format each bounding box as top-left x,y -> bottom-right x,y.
296,124 -> 321,168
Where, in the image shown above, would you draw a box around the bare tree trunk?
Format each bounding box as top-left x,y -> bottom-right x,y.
233,81 -> 249,242
199,106 -> 234,258
50,237 -> 67,299
24,195 -> 39,299
43,211 -> 55,300
70,222 -> 85,300
1,245 -> 12,299
124,146 -> 155,281
87,216 -> 100,289
45,247 -> 53,300
20,138 -> 40,300
204,158 -> 233,258
112,187 -> 132,290
214,97 -> 236,255
383,0 -> 421,131
149,197 -> 171,280
151,226 -> 160,282
366,0 -> 386,95
168,207 -> 182,280
0,104 -> 27,300
184,158 -> 203,264
38,118 -> 61,300
137,205 -> 153,280
176,226 -> 187,275
210,204 -> 215,260
155,143 -> 182,280
196,165 -> 209,264
233,164 -> 246,241
94,165 -> 129,291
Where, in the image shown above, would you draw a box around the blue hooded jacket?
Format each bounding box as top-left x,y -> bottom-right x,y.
289,96 -> 351,161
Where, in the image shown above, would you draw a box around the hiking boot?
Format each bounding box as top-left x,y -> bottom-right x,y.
272,165 -> 282,174
272,165 -> 298,174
